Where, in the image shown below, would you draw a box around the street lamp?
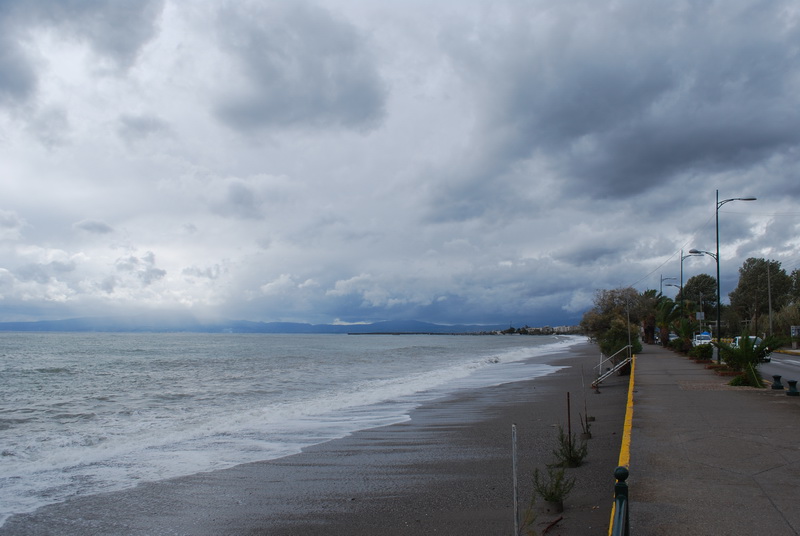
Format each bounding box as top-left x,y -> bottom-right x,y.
661,277 -> 680,345
680,250 -> 702,317
689,249 -> 719,320
714,191 -> 757,343
660,275 -> 677,295
691,190 -> 757,360
689,248 -> 718,358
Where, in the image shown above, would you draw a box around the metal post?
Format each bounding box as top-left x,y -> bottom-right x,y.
715,189 -> 722,357
626,299 -> 632,360
767,263 -> 773,336
680,249 -> 684,317
512,424 -> 519,536
713,190 -> 757,357
612,466 -> 630,536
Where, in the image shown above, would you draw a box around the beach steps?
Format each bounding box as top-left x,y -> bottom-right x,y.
592,356 -> 632,388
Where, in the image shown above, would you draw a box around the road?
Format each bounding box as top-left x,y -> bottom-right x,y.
760,352 -> 800,386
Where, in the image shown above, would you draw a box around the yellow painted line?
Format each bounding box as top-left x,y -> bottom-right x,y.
608,355 -> 636,536
618,355 -> 635,467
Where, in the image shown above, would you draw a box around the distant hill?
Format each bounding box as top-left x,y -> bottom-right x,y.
0,316 -> 508,334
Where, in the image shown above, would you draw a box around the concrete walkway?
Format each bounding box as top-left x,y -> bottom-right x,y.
628,344 -> 800,535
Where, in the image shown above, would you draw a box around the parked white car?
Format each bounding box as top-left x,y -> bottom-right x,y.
692,333 -> 713,346
731,336 -> 772,362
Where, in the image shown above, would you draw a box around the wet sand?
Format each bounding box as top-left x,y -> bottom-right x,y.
1,341 -> 629,535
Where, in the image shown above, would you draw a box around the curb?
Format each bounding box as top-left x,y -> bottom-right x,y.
608,354 -> 636,536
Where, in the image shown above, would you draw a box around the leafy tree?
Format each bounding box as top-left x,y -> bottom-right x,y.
655,296 -> 680,346
773,303 -> 800,340
729,258 -> 792,332
791,269 -> 800,305
721,305 -> 742,338
640,289 -> 659,344
580,287 -> 643,358
672,316 -> 698,353
679,273 -> 718,322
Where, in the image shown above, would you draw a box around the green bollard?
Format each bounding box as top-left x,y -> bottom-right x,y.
771,375 -> 784,390
787,380 -> 799,397
613,466 -> 630,536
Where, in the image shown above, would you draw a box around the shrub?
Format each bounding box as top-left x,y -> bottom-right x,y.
670,337 -> 691,353
533,465 -> 576,502
727,365 -> 765,388
551,425 -> 588,468
688,344 -> 714,360
728,374 -> 749,386
718,332 -> 779,372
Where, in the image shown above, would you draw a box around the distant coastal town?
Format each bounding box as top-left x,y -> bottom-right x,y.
349,325 -> 583,336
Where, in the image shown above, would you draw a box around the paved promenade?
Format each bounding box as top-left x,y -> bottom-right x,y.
627,344 -> 800,535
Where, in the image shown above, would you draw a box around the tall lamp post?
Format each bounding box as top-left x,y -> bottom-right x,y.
714,191 -> 757,343
680,250 -> 701,318
665,283 -> 680,294
689,249 -> 718,357
691,190 -> 757,361
665,283 -> 681,343
660,275 -> 676,295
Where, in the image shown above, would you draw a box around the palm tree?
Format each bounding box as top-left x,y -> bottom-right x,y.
655,296 -> 680,347
715,331 -> 779,387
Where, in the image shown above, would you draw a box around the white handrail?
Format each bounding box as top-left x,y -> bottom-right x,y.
594,345 -> 632,370
592,355 -> 633,388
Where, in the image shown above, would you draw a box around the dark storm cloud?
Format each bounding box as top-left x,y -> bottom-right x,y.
74,220 -> 114,234
115,252 -> 166,285
0,210 -> 25,236
117,114 -> 171,143
16,260 -> 76,284
0,35 -> 37,106
435,0 -> 800,213
211,181 -> 266,220
213,2 -> 386,132
2,0 -> 796,327
0,0 -> 164,108
182,265 -> 222,280
554,244 -> 623,267
26,107 -> 71,148
27,0 -> 165,70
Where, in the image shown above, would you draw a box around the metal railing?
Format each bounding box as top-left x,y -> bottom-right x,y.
592,345 -> 632,388
594,345 -> 632,372
611,466 -> 630,536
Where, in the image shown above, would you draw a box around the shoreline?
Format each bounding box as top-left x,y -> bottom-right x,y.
0,341 -> 629,535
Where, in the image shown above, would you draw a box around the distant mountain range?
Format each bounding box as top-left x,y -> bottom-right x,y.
0,316 -> 510,334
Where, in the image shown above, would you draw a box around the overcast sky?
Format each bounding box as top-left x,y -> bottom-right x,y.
1,0 -> 799,326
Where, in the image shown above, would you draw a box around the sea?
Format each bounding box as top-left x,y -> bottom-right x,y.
0,331 -> 581,526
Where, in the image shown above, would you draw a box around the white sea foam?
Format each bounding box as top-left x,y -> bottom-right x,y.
0,332 -> 582,526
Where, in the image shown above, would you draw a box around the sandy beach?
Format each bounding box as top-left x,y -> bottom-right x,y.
0,341 -> 629,536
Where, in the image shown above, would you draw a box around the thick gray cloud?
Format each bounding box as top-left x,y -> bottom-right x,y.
117,114 -> 171,144
433,0 -> 800,210
0,35 -> 37,106
213,2 -> 386,132
22,0 -> 164,70
115,252 -> 166,286
0,1 -> 163,108
74,219 -> 114,234
0,0 -> 797,326
0,210 -> 25,240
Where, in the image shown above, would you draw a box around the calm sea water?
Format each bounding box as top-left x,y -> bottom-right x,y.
0,332 -> 580,525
